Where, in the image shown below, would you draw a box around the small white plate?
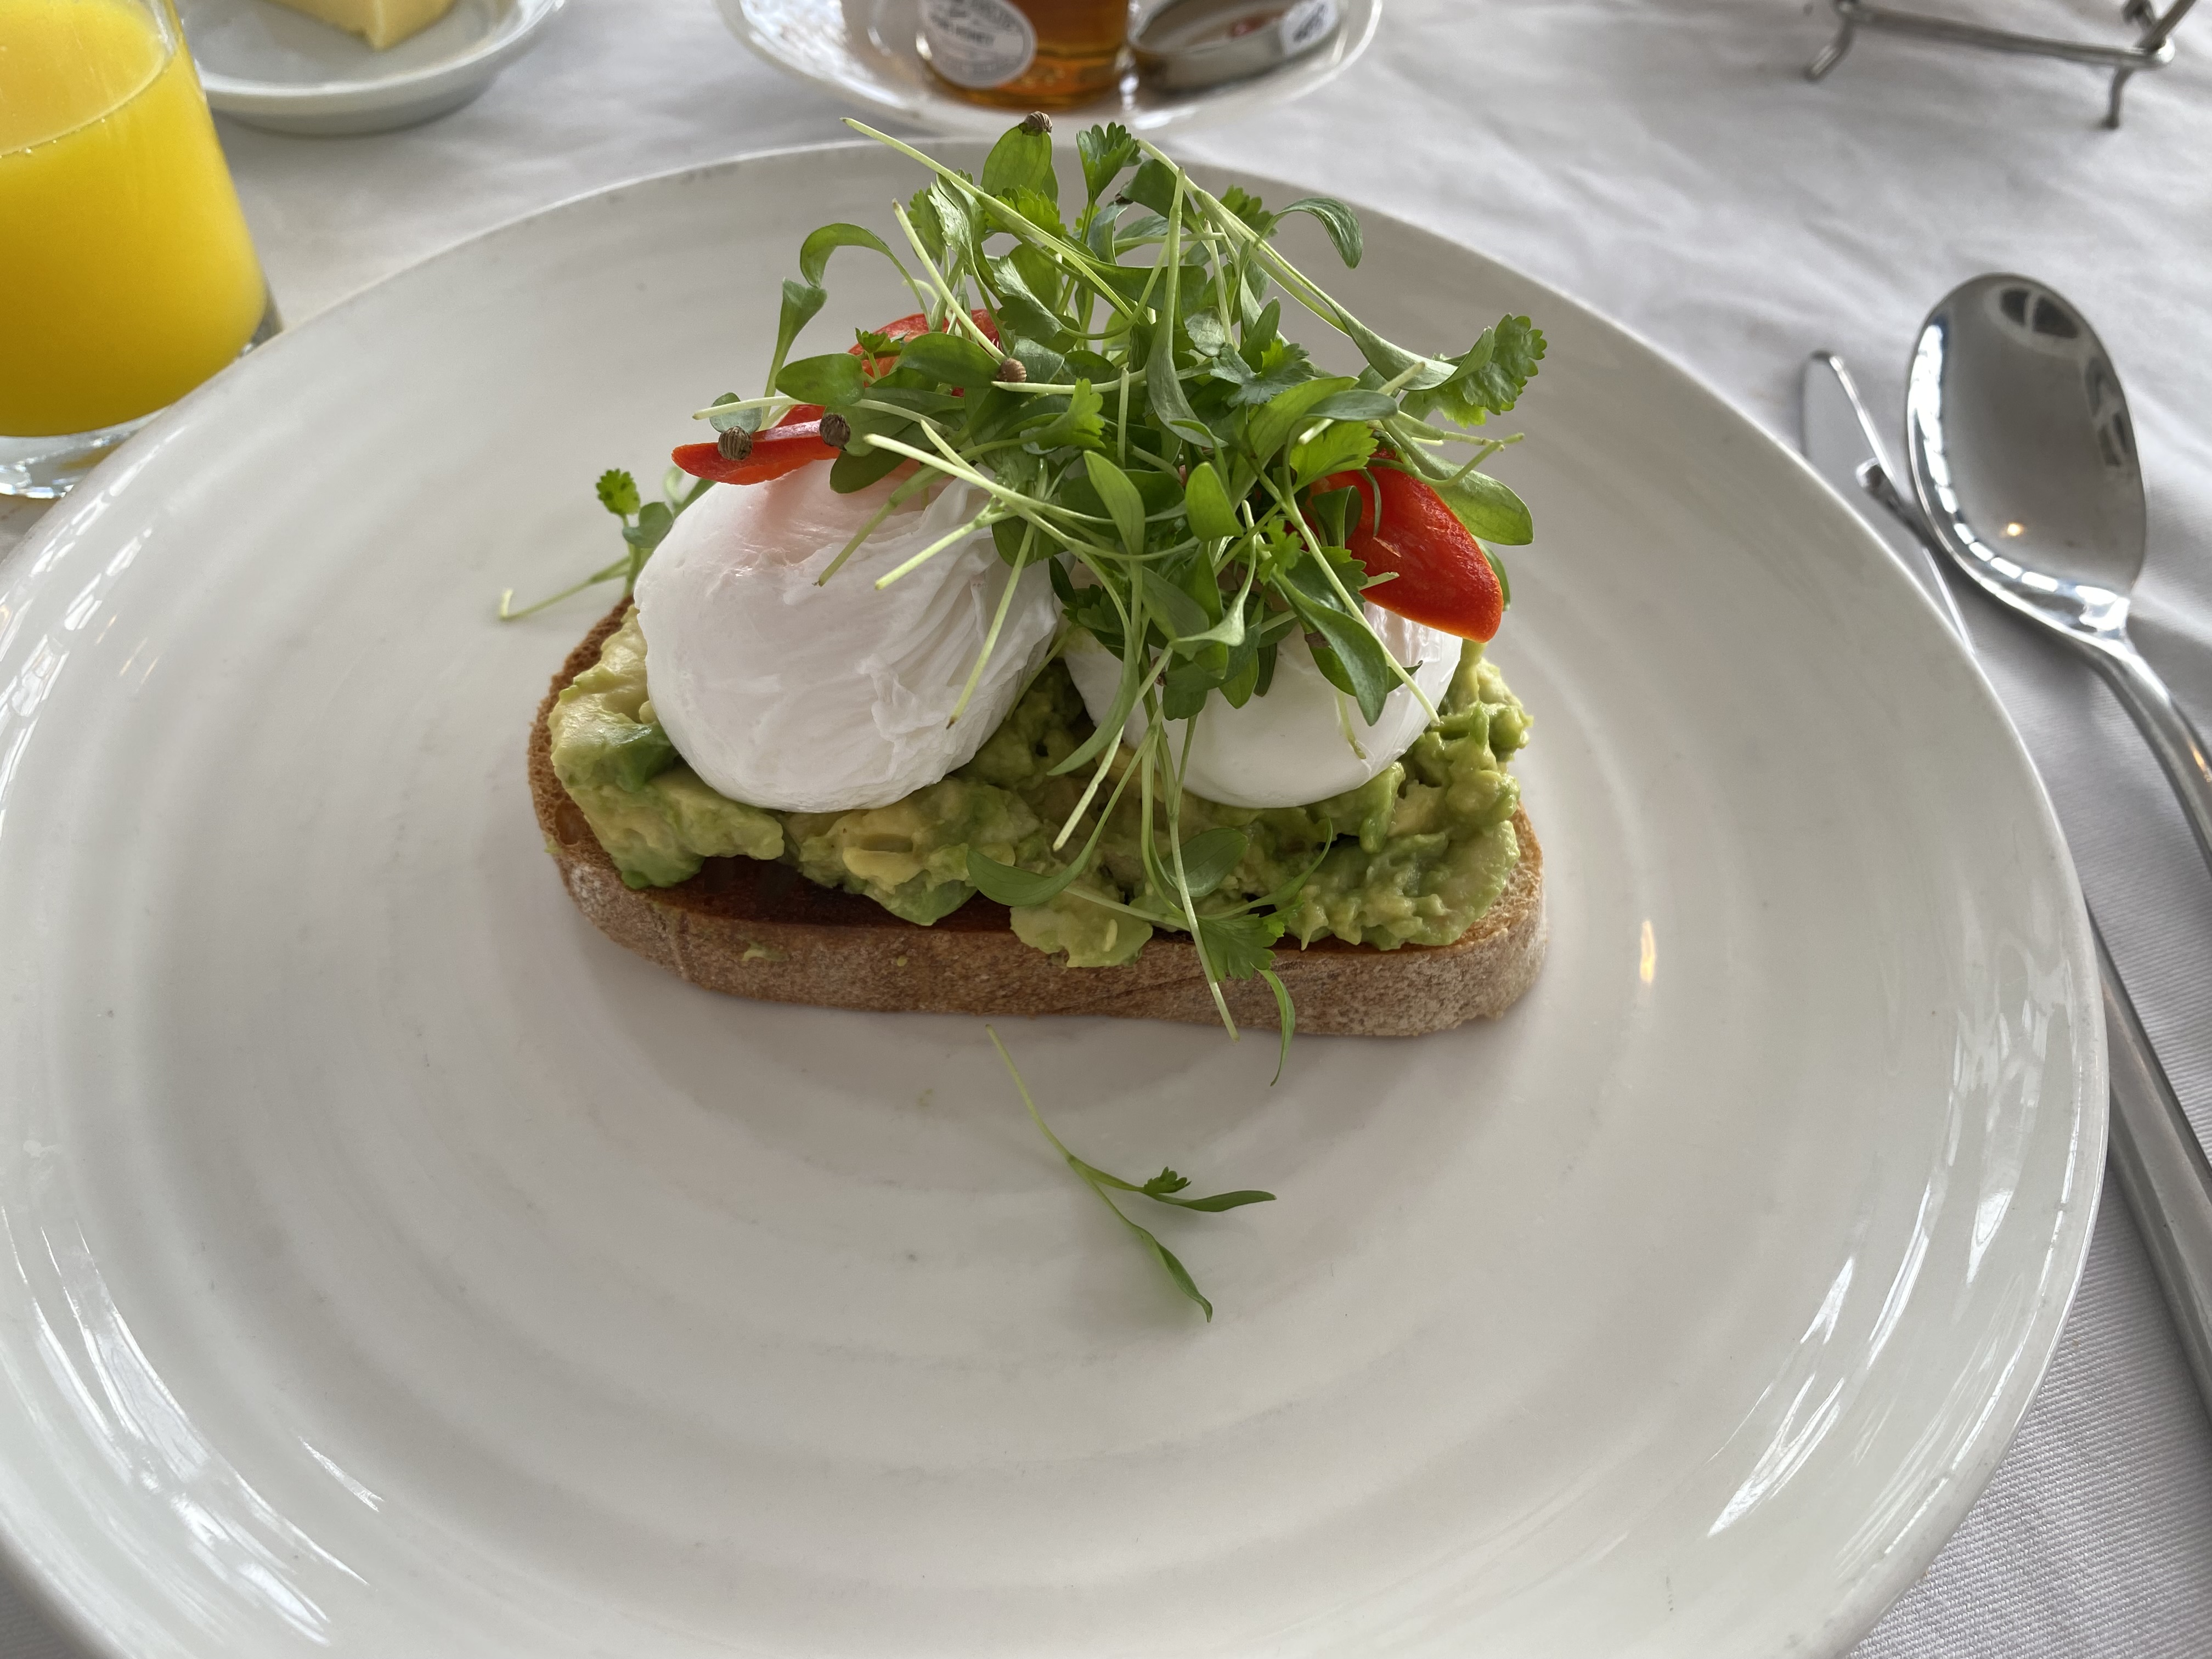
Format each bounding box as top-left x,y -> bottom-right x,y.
181,0 -> 564,136
0,141 -> 2102,1657
718,0 -> 1381,136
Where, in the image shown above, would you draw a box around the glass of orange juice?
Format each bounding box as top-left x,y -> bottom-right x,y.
1,0 -> 278,498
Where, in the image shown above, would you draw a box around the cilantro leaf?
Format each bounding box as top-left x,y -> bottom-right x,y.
595,469 -> 640,517
1478,315 -> 1547,411
1290,420 -> 1377,489
1077,122 -> 1138,202
1224,339 -> 1317,408
1402,315 -> 1548,426
1218,185 -> 1278,238
1019,378 -> 1105,452
904,184 -> 946,263
1194,911 -> 1284,981
926,177 -> 979,273
1122,156 -> 1178,217
1183,308 -> 1229,358
1206,350 -> 1255,391
986,255 -> 1068,344
1003,183 -> 1065,239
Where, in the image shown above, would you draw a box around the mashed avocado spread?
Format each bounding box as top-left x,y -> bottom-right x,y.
548,610 -> 1529,966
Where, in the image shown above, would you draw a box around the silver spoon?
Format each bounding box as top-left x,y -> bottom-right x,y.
1805,346 -> 2212,1415
1905,273 -> 2212,877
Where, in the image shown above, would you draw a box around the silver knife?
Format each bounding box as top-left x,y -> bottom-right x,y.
1801,351 -> 1971,639
1803,350 -> 2212,1419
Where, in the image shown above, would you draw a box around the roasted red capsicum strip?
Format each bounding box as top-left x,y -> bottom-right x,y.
672,311 -> 1001,486
672,409 -> 831,487
1312,462 -> 1503,642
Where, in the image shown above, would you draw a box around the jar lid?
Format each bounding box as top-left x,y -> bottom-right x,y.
1131,0 -> 1343,92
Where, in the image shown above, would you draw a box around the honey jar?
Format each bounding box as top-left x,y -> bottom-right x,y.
919,0 -> 1131,109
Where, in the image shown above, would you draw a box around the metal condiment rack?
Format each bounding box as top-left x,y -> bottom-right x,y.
1806,0 -> 2198,126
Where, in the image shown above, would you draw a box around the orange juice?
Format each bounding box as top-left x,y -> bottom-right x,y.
0,0 -> 269,436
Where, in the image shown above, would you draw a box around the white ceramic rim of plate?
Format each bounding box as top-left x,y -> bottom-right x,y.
195,0 -> 564,113
715,0 -> 1384,136
0,138 -> 2106,1658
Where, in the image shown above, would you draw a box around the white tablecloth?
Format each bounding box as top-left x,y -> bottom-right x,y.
4,0 -> 2210,1650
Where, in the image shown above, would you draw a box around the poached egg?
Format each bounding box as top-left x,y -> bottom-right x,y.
633,463 -> 1058,814
1062,605 -> 1459,809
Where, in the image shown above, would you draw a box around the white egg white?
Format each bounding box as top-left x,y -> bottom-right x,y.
633,464 -> 1058,814
1062,605 -> 1460,809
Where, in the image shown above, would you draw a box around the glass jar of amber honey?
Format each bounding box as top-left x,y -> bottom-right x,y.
919,0 -> 1131,109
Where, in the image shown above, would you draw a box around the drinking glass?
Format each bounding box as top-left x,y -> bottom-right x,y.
0,0 -> 278,498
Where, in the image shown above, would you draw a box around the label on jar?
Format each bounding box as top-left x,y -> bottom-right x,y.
1279,0 -> 1339,57
919,0 -> 1039,88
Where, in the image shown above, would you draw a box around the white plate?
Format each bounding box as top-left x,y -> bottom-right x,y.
0,141 -> 2102,1658
718,0 -> 1380,136
182,0 -> 564,136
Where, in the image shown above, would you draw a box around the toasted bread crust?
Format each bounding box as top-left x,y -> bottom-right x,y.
531,603 -> 1545,1036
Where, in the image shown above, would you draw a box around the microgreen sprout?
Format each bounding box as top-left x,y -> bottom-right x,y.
988,1028 -> 1273,1322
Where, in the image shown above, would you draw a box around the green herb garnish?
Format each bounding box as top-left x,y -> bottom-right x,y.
510,116 -> 1543,1032
701,117 -> 1543,1038
989,1026 -> 1272,1321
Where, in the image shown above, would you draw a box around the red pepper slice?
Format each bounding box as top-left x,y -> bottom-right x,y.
672,311 -> 1001,486
672,419 -> 834,486
1313,464 -> 1503,642
874,310 -> 1000,347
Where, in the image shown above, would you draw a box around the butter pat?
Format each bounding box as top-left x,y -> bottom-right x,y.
265,0 -> 460,50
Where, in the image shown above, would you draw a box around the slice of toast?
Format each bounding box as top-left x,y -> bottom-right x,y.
529,603 -> 1546,1036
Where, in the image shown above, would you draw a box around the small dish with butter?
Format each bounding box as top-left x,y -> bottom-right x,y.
179,0 -> 562,135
